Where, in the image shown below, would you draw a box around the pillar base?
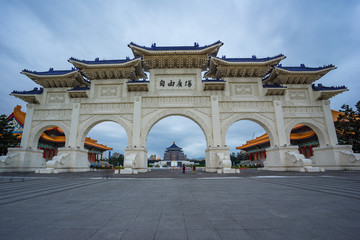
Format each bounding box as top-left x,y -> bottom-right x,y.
263,146 -> 322,172
205,147 -> 236,174
0,148 -> 45,172
37,148 -> 90,173
312,145 -> 360,170
124,147 -> 148,174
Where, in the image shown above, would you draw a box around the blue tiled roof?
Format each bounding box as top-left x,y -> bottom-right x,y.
128,41 -> 223,51
67,86 -> 90,91
11,87 -> 43,95
219,54 -> 285,62
167,142 -> 182,150
312,84 -> 347,91
22,68 -> 78,75
127,79 -> 149,83
202,78 -> 225,82
276,64 -> 335,71
69,57 -> 139,65
263,83 -> 287,88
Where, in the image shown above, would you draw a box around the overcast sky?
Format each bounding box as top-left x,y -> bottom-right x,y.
1,0 -> 360,158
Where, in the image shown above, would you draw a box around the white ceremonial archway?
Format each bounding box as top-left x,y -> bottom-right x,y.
2,41 -> 358,173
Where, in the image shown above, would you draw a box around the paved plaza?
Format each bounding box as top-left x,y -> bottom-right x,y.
1,169 -> 360,240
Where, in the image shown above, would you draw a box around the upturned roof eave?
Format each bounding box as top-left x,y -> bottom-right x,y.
68,57 -> 142,68
21,69 -> 80,79
274,65 -> 336,75
210,55 -> 285,66
128,41 -> 223,57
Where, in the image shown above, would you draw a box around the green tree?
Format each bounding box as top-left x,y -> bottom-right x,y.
108,153 -> 124,166
335,101 -> 360,153
0,114 -> 19,155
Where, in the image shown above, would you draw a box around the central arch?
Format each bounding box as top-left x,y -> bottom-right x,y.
141,109 -> 211,149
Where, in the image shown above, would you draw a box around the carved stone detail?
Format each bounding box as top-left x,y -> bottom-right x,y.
288,90 -> 308,100
33,110 -> 71,121
219,101 -> 274,113
100,87 -> 117,96
142,97 -> 210,108
80,103 -> 133,114
47,93 -> 65,103
283,106 -> 323,118
232,84 -> 253,96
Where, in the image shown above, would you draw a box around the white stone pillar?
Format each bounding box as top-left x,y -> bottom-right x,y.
132,96 -> 142,147
210,95 -> 221,147
322,100 -> 338,145
122,96 -> 147,174
20,104 -> 35,149
273,100 -> 287,146
68,103 -> 80,148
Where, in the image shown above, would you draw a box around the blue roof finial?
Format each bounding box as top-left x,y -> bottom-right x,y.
300,63 -> 305,67
222,55 -> 226,59
151,43 -> 156,48
194,42 -> 199,47
95,57 -> 99,62
252,55 -> 256,59
49,68 -> 53,72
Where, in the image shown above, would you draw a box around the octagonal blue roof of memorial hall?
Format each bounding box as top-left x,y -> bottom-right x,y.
166,142 -> 183,151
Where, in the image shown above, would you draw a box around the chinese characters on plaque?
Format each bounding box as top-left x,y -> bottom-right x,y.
159,79 -> 192,88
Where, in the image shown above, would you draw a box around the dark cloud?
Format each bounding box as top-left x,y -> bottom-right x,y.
1,0 -> 360,158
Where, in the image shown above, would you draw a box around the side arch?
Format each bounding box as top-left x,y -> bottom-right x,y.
140,109 -> 211,147
285,119 -> 327,146
29,121 -> 71,149
221,113 -> 278,147
77,115 -> 132,150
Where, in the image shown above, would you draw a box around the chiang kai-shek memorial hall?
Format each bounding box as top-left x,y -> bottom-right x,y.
1,41 -> 359,173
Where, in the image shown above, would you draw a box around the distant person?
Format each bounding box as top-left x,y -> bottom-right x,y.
192,165 -> 196,174
182,163 -> 186,174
